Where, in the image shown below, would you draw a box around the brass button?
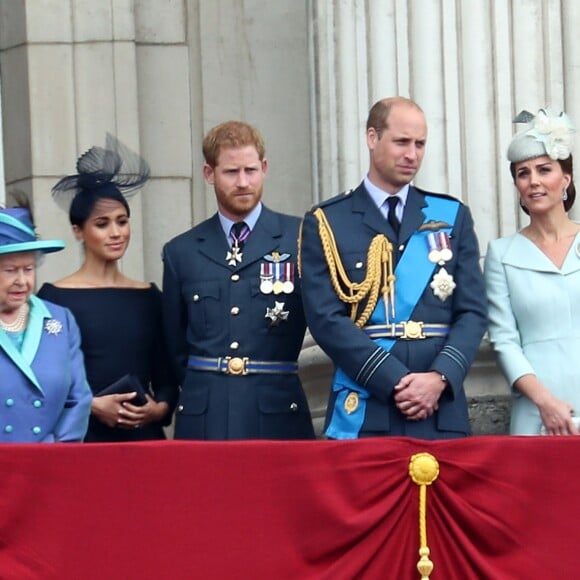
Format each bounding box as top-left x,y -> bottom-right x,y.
230,306 -> 240,315
290,402 -> 298,412
192,294 -> 200,302
226,357 -> 247,375
230,341 -> 239,350
231,274 -> 240,281
401,320 -> 425,340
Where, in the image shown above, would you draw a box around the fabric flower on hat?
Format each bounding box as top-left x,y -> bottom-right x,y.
526,108 -> 575,160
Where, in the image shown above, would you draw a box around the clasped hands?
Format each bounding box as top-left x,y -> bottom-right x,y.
393,371 -> 447,421
92,393 -> 169,430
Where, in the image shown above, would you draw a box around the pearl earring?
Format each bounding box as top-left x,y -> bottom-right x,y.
563,189 -> 569,201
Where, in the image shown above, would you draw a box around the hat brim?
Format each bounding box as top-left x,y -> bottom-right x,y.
0,240 -> 65,255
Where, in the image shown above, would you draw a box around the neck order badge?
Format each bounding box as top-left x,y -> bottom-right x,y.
226,221 -> 250,266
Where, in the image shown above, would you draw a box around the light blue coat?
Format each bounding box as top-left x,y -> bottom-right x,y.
485,232 -> 580,434
0,296 -> 92,442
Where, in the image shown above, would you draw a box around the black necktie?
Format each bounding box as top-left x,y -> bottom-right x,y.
386,196 -> 400,236
230,221 -> 249,251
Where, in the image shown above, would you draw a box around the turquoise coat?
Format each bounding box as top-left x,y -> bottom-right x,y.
485,232 -> 580,434
0,295 -> 92,442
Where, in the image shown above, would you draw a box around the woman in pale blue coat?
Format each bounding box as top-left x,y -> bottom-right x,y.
485,108 -> 580,435
0,204 -> 92,442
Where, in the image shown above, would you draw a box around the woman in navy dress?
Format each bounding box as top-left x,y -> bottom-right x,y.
38,136 -> 178,442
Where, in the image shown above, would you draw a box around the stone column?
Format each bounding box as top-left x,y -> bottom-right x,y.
0,0 -> 145,284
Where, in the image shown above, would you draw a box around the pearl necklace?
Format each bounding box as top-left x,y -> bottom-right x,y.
0,303 -> 29,333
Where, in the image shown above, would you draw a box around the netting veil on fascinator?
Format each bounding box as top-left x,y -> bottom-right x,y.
507,108 -> 576,164
51,133 -> 150,211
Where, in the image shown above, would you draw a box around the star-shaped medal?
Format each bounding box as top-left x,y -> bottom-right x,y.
226,246 -> 243,266
430,267 -> 456,302
265,301 -> 289,326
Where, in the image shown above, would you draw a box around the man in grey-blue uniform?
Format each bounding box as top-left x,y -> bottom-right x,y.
299,97 -> 487,439
162,121 -> 314,440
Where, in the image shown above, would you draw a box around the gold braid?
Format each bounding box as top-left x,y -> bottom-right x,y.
312,208 -> 395,327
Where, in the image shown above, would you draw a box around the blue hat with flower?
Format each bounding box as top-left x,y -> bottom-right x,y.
507,108 -> 576,164
0,208 -> 65,255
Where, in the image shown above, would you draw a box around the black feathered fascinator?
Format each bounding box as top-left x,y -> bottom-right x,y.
52,133 -> 150,213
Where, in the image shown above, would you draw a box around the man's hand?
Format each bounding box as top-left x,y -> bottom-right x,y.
393,371 -> 447,421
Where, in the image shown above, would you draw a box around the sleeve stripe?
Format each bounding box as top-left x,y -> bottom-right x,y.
356,347 -> 389,386
440,345 -> 468,373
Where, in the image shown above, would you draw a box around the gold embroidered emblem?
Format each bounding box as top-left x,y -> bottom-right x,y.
344,392 -> 359,414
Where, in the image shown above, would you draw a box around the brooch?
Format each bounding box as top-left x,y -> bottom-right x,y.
44,319 -> 63,335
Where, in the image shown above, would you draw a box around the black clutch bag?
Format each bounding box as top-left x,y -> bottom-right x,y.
95,374 -> 148,406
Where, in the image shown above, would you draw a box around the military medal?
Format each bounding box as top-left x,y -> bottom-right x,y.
344,391 -> 359,414
265,301 -> 289,326
438,231 -> 453,262
430,267 -> 456,301
226,245 -> 243,267
226,222 -> 250,266
263,252 -> 292,294
260,263 -> 273,294
426,233 -> 441,263
272,261 -> 284,294
426,231 -> 453,264
282,262 -> 295,294
261,280 -> 273,294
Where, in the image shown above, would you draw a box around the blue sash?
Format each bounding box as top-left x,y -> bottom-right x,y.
326,196 -> 460,439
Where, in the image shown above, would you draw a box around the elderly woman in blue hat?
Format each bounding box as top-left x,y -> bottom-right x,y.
485,108 -> 580,436
0,204 -> 92,442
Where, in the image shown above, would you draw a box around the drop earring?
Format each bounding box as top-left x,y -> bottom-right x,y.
563,189 -> 569,201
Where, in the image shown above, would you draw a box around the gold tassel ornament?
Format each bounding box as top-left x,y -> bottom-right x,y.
408,452 -> 440,579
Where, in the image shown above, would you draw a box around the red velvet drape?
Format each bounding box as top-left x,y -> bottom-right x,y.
0,437 -> 575,579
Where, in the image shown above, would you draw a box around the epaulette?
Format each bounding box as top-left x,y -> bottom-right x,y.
308,188 -> 355,211
415,187 -> 464,205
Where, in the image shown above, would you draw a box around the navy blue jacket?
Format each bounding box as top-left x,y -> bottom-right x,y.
300,183 -> 488,439
162,205 -> 315,440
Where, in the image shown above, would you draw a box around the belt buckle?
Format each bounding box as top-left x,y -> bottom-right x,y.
401,320 -> 425,340
225,356 -> 249,375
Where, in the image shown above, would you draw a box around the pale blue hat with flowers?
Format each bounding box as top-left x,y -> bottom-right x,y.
507,108 -> 576,164
0,207 -> 65,255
